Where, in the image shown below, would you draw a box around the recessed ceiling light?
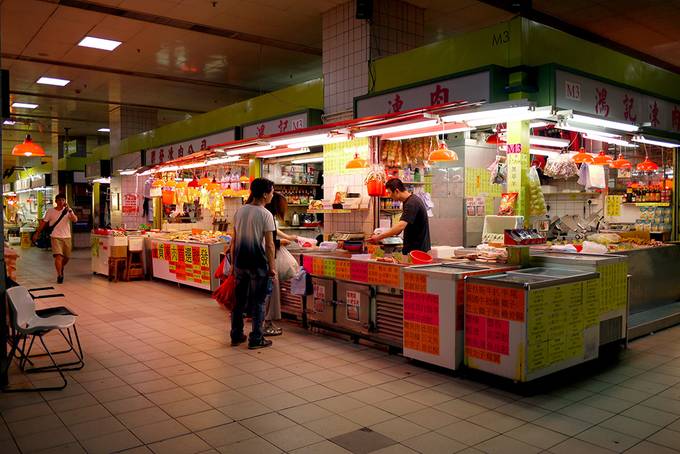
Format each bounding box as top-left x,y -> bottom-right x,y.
98,128 -> 110,133
3,120 -> 16,125
37,76 -> 70,86
78,36 -> 122,51
12,102 -> 38,109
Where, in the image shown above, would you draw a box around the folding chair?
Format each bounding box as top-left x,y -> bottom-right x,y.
2,286 -> 84,392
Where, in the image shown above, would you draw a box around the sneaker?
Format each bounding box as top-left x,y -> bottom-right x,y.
248,338 -> 273,350
263,323 -> 283,337
230,334 -> 247,346
57,275 -> 64,284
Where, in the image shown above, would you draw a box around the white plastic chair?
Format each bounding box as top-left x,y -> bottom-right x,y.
3,286 -> 83,391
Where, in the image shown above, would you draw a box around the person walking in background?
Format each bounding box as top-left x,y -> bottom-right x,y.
32,193 -> 78,284
264,192 -> 298,336
230,178 -> 277,349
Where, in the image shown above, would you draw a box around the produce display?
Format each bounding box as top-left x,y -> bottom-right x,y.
155,230 -> 229,244
528,166 -> 547,216
466,244 -> 508,263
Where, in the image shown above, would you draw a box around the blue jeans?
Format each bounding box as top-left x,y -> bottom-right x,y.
231,267 -> 269,344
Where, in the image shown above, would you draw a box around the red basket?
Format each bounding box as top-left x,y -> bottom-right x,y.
409,250 -> 433,264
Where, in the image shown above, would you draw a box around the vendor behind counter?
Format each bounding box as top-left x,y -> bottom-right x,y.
369,178 -> 431,254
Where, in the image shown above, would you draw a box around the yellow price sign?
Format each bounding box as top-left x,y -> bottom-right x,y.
200,247 -> 209,267
170,244 -> 179,262
158,242 -> 165,260
184,245 -> 193,264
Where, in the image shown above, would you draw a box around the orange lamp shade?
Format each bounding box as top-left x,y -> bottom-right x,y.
637,158 -> 659,172
572,147 -> 594,164
610,153 -> 632,169
151,178 -> 165,187
592,150 -> 613,166
198,176 -> 211,186
12,135 -> 45,157
346,152 -> 367,169
428,142 -> 458,162
165,179 -> 177,188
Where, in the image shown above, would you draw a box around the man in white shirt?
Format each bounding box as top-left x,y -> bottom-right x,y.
33,193 -> 78,283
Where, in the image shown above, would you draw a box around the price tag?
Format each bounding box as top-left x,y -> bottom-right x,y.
184,245 -> 193,264
199,247 -> 209,267
158,242 -> 165,260
170,244 -> 179,263
313,283 -> 326,300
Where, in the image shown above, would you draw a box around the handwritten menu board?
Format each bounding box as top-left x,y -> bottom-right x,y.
465,168 -> 503,198
335,260 -> 351,281
403,272 -> 427,293
323,259 -> 336,278
303,255 -> 313,273
312,257 -> 324,276
350,260 -> 369,282
403,288 -> 440,355
152,241 -> 211,285
598,262 -> 628,313
466,284 -> 525,322
606,195 -> 622,217
527,282 -> 585,373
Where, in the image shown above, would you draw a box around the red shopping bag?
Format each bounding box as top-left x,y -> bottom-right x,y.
212,274 -> 236,311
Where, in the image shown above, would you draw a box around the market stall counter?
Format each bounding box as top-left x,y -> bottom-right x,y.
148,231 -> 228,291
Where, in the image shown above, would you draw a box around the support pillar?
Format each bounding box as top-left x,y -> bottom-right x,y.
506,120 -> 531,222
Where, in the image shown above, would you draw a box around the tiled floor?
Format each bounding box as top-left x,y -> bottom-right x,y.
2,248 -> 680,453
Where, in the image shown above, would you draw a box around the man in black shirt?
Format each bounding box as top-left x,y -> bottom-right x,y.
369,179 -> 431,254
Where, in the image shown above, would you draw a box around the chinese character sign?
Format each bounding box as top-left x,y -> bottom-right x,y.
388,94 -> 404,113
430,84 -> 449,105
122,194 -> 139,215
595,87 -> 610,117
623,94 -> 637,122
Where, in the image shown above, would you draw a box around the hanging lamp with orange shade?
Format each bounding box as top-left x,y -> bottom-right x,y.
346,152 -> 368,169
637,157 -> 659,172
610,153 -> 632,169
592,150 -> 613,166
12,135 -> 45,157
428,140 -> 458,162
151,178 -> 165,188
198,175 -> 212,186
572,147 -> 594,164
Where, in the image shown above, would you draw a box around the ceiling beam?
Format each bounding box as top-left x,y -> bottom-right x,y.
9,112 -> 110,124
39,0 -> 322,56
477,0 -> 680,75
8,90 -> 206,114
2,53 -> 265,94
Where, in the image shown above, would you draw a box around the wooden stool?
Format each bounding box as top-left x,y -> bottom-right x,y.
126,250 -> 145,281
108,257 -> 127,282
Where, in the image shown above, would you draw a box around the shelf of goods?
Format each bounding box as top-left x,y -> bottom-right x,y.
465,253 -> 628,382
149,237 -> 225,291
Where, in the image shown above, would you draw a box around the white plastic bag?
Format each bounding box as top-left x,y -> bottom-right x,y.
290,269 -> 308,295
276,247 -> 299,282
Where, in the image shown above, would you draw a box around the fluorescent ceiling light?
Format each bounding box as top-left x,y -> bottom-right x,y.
98,128 -> 110,133
225,144 -> 273,156
353,119 -> 438,138
583,133 -> 637,147
93,177 -> 111,184
256,149 -> 310,159
571,113 -> 638,132
530,148 -> 576,158
632,135 -> 680,149
118,169 -> 137,175
179,162 -> 209,170
442,106 -> 552,125
78,36 -> 122,51
292,157 -> 324,164
37,77 -> 70,87
287,135 -> 349,148
157,165 -> 179,172
3,120 -> 16,125
556,122 -> 621,138
530,121 -> 550,128
207,156 -> 241,165
12,102 -> 38,109
384,125 -> 472,141
269,133 -> 331,147
529,135 -> 570,148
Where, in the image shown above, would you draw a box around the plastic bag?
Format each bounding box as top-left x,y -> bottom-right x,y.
498,193 -> 518,215
544,154 -> 578,179
214,255 -> 232,279
487,156 -> 507,185
296,236 -> 316,248
528,166 -> 547,217
290,269 -> 309,295
212,274 -> 236,311
276,247 -> 299,282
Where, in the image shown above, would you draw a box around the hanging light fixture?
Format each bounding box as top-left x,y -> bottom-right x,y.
592,150 -> 613,166
637,157 -> 659,172
572,147 -> 594,164
12,135 -> 45,157
346,152 -> 368,169
610,153 -> 632,169
428,140 -> 458,162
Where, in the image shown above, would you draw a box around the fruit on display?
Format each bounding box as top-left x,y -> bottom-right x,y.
527,166 -> 547,216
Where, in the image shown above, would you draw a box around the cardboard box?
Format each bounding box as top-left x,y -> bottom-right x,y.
110,245 -> 128,258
